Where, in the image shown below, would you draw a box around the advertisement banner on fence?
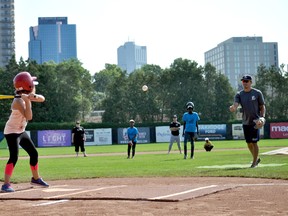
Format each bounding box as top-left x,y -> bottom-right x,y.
232,124 -> 264,139
82,129 -> 112,146
117,127 -> 150,144
198,124 -> 227,140
270,122 -> 288,138
156,126 -> 184,143
84,129 -> 95,146
94,128 -> 112,145
38,130 -> 71,147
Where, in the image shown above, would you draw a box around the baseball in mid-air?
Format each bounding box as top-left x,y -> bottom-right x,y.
142,85 -> 148,92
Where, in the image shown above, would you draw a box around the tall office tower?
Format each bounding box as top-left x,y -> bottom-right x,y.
0,0 -> 15,68
29,17 -> 77,64
204,36 -> 278,89
117,41 -> 147,74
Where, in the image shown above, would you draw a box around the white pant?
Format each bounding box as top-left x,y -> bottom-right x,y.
168,135 -> 181,152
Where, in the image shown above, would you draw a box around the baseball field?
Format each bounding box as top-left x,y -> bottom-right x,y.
0,139 -> 287,215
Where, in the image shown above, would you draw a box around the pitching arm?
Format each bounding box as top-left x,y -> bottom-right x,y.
259,104 -> 266,118
229,102 -> 239,112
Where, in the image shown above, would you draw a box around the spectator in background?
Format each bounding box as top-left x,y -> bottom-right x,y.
204,137 -> 214,152
168,115 -> 182,154
72,121 -> 87,157
182,101 -> 200,159
127,119 -> 139,159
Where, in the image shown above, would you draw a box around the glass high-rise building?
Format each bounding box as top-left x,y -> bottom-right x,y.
117,41 -> 147,74
0,0 -> 15,68
204,36 -> 278,89
29,17 -> 77,64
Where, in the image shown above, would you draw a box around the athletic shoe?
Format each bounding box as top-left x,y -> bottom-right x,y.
256,158 -> 261,165
31,177 -> 49,187
250,158 -> 261,168
84,153 -> 88,157
1,183 -> 14,192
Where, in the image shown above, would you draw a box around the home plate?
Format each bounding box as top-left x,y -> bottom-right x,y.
197,163 -> 286,169
261,147 -> 288,155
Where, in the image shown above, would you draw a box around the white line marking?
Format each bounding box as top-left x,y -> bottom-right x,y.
261,147 -> 288,155
237,183 -> 288,187
0,188 -> 37,196
33,199 -> 69,206
46,185 -> 127,199
197,163 -> 286,169
43,188 -> 80,192
149,185 -> 218,200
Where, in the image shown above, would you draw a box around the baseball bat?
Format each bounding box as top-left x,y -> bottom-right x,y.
0,95 -> 15,100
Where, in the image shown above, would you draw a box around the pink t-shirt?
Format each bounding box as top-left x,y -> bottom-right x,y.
4,109 -> 27,134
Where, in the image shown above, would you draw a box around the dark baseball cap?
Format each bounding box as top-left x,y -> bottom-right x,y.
241,75 -> 252,81
173,115 -> 177,118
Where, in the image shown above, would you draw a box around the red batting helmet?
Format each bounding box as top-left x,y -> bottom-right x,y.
13,71 -> 38,93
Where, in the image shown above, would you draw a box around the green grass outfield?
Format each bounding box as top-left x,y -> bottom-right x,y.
0,139 -> 287,183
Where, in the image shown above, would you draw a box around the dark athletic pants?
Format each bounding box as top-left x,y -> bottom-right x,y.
127,141 -> 137,157
5,132 -> 38,167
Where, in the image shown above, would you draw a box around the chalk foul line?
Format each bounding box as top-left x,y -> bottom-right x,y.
149,185 -> 218,200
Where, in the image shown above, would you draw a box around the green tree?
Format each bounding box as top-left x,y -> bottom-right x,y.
93,64 -> 123,93
202,63 -> 235,122
0,56 -> 20,121
49,59 -> 93,122
255,64 -> 288,120
101,70 -> 129,123
92,64 -> 123,110
127,65 -> 163,122
163,58 -> 204,119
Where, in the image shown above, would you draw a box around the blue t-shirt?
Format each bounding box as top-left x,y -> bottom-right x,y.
127,127 -> 139,142
182,112 -> 200,132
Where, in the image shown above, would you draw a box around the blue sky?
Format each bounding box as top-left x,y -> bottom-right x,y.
15,0 -> 288,73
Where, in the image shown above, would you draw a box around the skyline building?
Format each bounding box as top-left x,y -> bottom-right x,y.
0,0 -> 15,68
29,17 -> 77,64
204,36 -> 278,89
117,41 -> 147,74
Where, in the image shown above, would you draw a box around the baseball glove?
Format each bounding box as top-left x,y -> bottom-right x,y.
128,141 -> 133,146
253,117 -> 266,129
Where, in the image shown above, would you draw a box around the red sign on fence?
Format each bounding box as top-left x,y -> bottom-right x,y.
270,122 -> 288,138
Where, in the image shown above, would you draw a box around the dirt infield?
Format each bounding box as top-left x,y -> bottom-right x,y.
0,177 -> 287,215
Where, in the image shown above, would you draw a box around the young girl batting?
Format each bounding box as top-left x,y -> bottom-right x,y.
1,71 -> 49,192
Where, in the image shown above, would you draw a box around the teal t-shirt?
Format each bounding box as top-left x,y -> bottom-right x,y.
182,112 -> 200,132
127,127 -> 139,142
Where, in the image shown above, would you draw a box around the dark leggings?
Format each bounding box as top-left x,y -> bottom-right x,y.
5,132 -> 38,167
127,141 -> 137,157
183,132 -> 195,157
